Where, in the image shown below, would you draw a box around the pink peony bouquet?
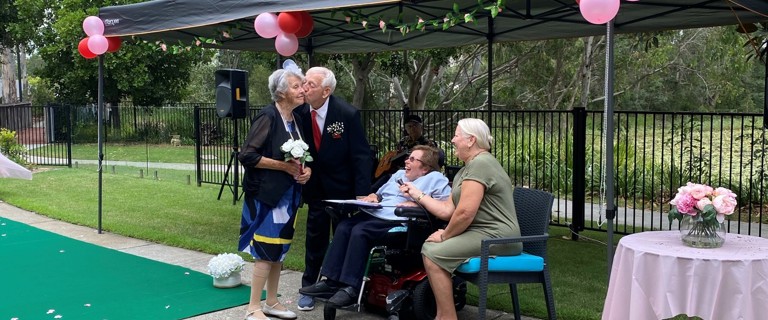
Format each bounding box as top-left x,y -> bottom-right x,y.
668,182 -> 737,229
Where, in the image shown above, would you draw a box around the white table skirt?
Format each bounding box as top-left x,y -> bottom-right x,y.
602,231 -> 768,320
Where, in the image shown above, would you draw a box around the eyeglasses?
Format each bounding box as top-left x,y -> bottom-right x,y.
407,156 -> 425,165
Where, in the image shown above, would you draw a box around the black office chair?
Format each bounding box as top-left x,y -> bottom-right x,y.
454,187 -> 556,320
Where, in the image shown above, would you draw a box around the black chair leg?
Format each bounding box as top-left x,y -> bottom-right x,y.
478,280 -> 488,320
509,283 -> 521,320
543,270 -> 557,319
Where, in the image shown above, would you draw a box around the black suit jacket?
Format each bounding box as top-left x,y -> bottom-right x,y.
300,95 -> 372,201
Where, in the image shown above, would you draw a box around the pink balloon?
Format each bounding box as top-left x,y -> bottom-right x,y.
274,32 -> 298,56
254,13 -> 280,39
83,16 -> 105,36
87,35 -> 109,55
579,0 -> 620,25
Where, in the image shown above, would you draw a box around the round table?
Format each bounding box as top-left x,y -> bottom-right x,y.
602,231 -> 768,320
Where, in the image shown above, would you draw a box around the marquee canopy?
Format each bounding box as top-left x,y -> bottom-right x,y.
98,0 -> 768,54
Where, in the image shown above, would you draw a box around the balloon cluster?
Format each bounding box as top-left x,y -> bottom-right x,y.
79,16 -> 122,59
254,12 -> 314,56
578,0 -> 624,25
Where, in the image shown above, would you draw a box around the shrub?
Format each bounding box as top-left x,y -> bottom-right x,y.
0,128 -> 28,165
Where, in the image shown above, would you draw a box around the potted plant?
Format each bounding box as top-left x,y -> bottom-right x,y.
207,253 -> 245,288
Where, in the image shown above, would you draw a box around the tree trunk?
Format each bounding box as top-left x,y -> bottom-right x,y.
351,53 -> 377,109
406,55 -> 432,110
580,37 -> 595,110
18,47 -> 26,102
1,46 -> 19,103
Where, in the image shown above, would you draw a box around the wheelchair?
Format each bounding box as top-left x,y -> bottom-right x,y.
319,203 -> 467,320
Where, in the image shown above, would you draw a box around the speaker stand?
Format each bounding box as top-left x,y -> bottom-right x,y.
217,149 -> 242,205
217,119 -> 242,205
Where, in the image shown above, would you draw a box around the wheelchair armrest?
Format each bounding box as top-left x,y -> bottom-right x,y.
323,205 -> 358,221
394,206 -> 431,219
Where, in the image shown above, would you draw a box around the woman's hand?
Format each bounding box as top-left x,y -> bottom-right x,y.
296,166 -> 311,184
426,229 -> 446,243
399,182 -> 423,201
396,201 -> 418,207
360,193 -> 379,203
284,159 -> 302,177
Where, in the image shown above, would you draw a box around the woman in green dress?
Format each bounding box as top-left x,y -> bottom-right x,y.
400,118 -> 522,320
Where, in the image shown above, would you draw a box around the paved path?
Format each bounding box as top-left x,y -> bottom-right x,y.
0,201 -> 536,320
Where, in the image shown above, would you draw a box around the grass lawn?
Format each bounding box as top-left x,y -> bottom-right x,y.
34,143 -> 197,164
0,166 -> 620,320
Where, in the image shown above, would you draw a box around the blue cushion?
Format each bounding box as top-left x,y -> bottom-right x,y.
388,226 -> 408,233
455,253 -> 544,273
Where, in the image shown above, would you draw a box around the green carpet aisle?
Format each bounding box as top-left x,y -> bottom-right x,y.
0,217 -> 249,319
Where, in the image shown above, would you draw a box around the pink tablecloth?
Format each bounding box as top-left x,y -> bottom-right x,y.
602,231 -> 768,320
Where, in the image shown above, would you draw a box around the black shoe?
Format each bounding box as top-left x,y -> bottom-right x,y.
299,280 -> 338,299
327,286 -> 358,307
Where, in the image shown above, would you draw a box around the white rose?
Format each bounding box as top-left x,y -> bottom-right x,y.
290,146 -> 304,158
280,139 -> 295,153
296,140 -> 309,150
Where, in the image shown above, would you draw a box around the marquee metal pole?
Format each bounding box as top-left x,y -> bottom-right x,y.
487,16 -> 494,116
604,20 -> 616,277
97,55 -> 105,234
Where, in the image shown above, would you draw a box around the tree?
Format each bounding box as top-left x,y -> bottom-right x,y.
1,0 -> 21,103
12,0 -> 209,106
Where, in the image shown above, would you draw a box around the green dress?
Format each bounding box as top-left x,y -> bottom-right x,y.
421,152 -> 522,273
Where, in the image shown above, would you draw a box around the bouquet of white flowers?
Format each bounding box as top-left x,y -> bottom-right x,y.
280,138 -> 313,164
207,253 -> 245,278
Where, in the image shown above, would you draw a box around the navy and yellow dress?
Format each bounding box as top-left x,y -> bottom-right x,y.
238,104 -> 304,262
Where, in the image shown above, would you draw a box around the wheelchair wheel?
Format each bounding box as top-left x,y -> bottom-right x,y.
412,281 -> 436,320
323,304 -> 337,320
412,278 -> 469,319
452,277 -> 467,311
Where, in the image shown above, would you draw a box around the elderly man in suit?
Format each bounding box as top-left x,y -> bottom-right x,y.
298,66 -> 373,311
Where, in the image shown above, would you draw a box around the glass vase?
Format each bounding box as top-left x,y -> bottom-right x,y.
679,215 -> 726,248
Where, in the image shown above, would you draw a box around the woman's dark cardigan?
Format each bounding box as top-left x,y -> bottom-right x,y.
238,103 -> 305,207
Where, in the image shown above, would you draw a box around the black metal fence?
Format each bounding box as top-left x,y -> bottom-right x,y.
2,103 -> 766,236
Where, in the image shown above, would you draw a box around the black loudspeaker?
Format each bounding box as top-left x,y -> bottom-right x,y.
215,69 -> 249,119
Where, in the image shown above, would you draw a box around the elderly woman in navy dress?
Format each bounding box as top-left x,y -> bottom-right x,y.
238,62 -> 311,320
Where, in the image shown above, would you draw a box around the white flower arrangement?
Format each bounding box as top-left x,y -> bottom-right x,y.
207,253 -> 245,278
327,121 -> 344,138
280,138 -> 313,164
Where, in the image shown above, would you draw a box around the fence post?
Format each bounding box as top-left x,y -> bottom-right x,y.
571,107 -> 587,240
194,106 -> 202,187
67,105 -> 73,168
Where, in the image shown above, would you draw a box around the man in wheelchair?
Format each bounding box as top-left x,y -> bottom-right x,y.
299,146 -> 450,308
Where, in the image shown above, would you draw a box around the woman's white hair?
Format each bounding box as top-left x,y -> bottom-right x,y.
268,68 -> 304,101
457,118 -> 493,151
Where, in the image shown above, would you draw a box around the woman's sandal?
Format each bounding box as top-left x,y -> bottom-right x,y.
262,301 -> 297,319
244,308 -> 272,320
